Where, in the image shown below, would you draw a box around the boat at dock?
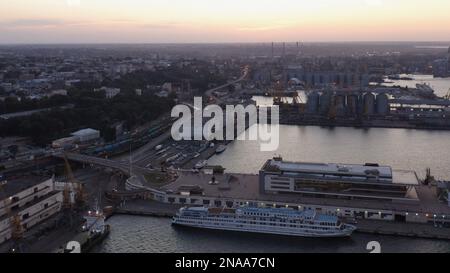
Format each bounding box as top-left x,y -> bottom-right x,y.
215,145 -> 227,154
172,206 -> 356,238
388,74 -> 413,81
61,210 -> 110,253
194,160 -> 208,169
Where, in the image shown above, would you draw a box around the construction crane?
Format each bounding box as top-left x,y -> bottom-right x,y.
328,95 -> 338,120
0,178 -> 24,252
272,80 -> 289,105
423,168 -> 435,185
444,88 -> 450,100
63,154 -> 87,211
292,93 -> 302,105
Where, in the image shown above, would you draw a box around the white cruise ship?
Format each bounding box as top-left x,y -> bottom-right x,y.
172,206 -> 356,238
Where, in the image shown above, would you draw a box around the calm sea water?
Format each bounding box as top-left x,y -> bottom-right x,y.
382,74 -> 450,97
96,124 -> 450,253
209,125 -> 450,180
95,216 -> 450,253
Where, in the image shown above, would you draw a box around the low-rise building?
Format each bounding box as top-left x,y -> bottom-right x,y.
0,176 -> 63,245
51,136 -> 78,149
152,157 -> 450,225
71,128 -> 100,143
48,89 -> 68,97
259,157 -> 419,203
156,90 -> 169,98
94,87 -> 121,99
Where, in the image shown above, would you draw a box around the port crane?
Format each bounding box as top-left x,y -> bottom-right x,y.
444,88 -> 450,100
62,154 -> 87,211
272,80 -> 289,105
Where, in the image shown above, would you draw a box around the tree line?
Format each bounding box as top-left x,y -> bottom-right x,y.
0,64 -> 226,146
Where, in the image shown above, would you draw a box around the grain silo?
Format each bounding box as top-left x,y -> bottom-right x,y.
376,93 -> 390,116
319,91 -> 333,115
346,94 -> 359,116
363,92 -> 376,116
306,91 -> 320,114
334,94 -> 346,116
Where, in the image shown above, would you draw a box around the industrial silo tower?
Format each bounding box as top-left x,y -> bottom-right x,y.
306,91 -> 320,114
376,93 -> 390,116
363,92 -> 376,116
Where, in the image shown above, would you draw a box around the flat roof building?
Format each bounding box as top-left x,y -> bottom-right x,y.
259,157 -> 418,202
0,175 -> 62,245
71,128 -> 100,143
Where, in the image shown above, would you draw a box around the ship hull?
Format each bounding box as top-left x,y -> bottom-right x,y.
172,219 -> 354,238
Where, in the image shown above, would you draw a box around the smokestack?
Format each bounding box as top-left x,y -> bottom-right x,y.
271,42 -> 274,59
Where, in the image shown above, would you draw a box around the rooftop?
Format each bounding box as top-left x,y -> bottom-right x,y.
262,158 -> 419,185
264,158 -> 392,178
71,128 -> 100,136
267,159 -> 392,176
165,171 -> 450,215
0,175 -> 52,200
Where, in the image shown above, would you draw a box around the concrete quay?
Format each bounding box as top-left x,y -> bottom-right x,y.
110,200 -> 450,241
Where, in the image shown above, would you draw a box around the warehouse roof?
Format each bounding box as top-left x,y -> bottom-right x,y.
71,128 -> 99,136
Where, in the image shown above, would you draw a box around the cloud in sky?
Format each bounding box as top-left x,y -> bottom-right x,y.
1,18 -> 180,30
3,19 -> 66,28
0,0 -> 449,43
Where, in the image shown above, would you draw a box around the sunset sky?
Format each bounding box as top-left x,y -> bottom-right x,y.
1,0 -> 450,43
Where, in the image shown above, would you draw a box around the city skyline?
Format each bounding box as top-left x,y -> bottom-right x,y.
1,0 -> 450,44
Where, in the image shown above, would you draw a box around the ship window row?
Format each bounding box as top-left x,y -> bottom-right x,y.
184,217 -> 334,228
270,181 -> 291,185
177,219 -> 336,231
269,177 -> 291,181
270,186 -> 291,190
246,212 -> 271,217
270,181 -> 291,186
318,222 -> 336,226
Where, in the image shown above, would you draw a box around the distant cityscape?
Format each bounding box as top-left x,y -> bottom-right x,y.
1,42 -> 450,253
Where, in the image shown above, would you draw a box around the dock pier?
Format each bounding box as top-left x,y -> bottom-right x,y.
110,200 -> 450,241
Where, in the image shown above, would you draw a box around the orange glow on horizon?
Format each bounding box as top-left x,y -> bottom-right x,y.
1,0 -> 449,43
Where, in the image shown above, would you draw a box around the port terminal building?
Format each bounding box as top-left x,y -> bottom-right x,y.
151,158 -> 450,225
259,158 -> 419,203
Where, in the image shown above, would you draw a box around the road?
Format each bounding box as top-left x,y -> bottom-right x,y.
123,65 -> 250,169
205,65 -> 250,104
54,152 -> 156,175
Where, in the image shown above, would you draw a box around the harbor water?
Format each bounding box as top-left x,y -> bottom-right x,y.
96,124 -> 450,253
95,215 -> 450,253
208,124 -> 450,180
382,74 -> 450,97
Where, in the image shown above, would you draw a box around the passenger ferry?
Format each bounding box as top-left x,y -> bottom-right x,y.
172,206 -> 356,238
